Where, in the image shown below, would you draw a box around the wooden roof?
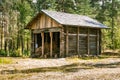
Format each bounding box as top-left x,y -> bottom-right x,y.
26,10 -> 108,29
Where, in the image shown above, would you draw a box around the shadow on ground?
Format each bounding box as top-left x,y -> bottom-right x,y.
1,60 -> 120,74
82,61 -> 120,68
0,63 -> 91,74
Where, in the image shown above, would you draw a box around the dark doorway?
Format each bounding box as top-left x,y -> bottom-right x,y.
37,33 -> 42,47
53,32 -> 60,57
44,33 -> 50,56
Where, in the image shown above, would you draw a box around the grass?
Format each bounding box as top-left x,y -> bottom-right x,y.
0,57 -> 13,64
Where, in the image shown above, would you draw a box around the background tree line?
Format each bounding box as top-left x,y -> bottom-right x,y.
0,0 -> 120,57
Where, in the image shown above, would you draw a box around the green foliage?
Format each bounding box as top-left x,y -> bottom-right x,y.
9,50 -> 20,57
0,50 -> 7,57
23,49 -> 30,57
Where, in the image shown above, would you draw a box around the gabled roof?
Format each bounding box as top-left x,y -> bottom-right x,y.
26,10 -> 108,29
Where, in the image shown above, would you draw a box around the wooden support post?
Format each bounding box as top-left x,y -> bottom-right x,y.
31,31 -> 34,56
66,27 -> 68,57
41,32 -> 44,57
87,28 -> 90,55
99,30 -> 102,54
33,34 -> 37,56
60,28 -> 64,57
77,27 -> 80,57
97,30 -> 99,55
50,32 -> 53,58
33,34 -> 36,54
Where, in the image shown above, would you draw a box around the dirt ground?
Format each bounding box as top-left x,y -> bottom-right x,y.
0,57 -> 120,80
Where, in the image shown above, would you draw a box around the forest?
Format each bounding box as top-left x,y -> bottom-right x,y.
0,0 -> 120,57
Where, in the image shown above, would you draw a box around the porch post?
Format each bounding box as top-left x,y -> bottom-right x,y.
41,32 -> 44,57
34,34 -> 37,53
50,32 -> 53,57
77,27 -> 80,57
66,27 -> 68,57
87,28 -> 90,55
97,30 -> 99,55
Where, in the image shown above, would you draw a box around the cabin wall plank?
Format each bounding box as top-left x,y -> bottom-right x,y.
66,27 -> 68,56
31,14 -> 62,29
77,27 -> 80,56
59,27 -> 64,57
87,28 -> 90,55
68,27 -> 77,56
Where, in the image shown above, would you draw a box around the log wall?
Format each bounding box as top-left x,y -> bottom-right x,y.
64,26 -> 101,56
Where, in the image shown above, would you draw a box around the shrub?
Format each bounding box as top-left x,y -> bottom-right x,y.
10,50 -> 20,57
0,50 -> 7,57
23,49 -> 30,57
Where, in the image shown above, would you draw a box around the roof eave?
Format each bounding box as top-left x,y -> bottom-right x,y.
62,24 -> 109,29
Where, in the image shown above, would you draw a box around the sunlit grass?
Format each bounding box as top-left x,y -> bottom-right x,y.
0,57 -> 13,64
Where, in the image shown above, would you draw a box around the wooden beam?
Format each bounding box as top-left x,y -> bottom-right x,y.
99,30 -> 102,55
33,28 -> 61,33
50,32 -> 53,58
41,32 -> 44,57
87,28 -> 90,55
77,27 -> 80,57
97,29 -> 99,55
66,27 -> 68,57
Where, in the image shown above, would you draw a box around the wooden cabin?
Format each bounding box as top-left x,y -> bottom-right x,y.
26,10 -> 108,58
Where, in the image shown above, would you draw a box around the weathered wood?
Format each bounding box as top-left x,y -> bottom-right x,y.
89,36 -> 97,55
68,27 -> 77,33
34,34 -> 37,53
99,30 -> 102,55
31,14 -> 62,29
87,28 -> 90,55
41,32 -> 44,57
79,35 -> 87,55
60,27 -> 64,57
89,28 -> 97,35
33,28 -> 62,33
79,28 -> 88,34
50,32 -> 53,57
66,27 -> 68,56
31,27 -> 101,58
97,29 -> 99,55
68,35 -> 77,56
31,31 -> 33,56
77,27 -> 80,56
68,34 -> 77,36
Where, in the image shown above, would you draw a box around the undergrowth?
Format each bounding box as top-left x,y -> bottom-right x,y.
0,58 -> 13,64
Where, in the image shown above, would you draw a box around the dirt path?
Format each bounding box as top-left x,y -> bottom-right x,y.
0,57 -> 120,80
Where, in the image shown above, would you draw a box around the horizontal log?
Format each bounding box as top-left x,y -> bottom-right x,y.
64,33 -> 97,37
33,28 -> 61,33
